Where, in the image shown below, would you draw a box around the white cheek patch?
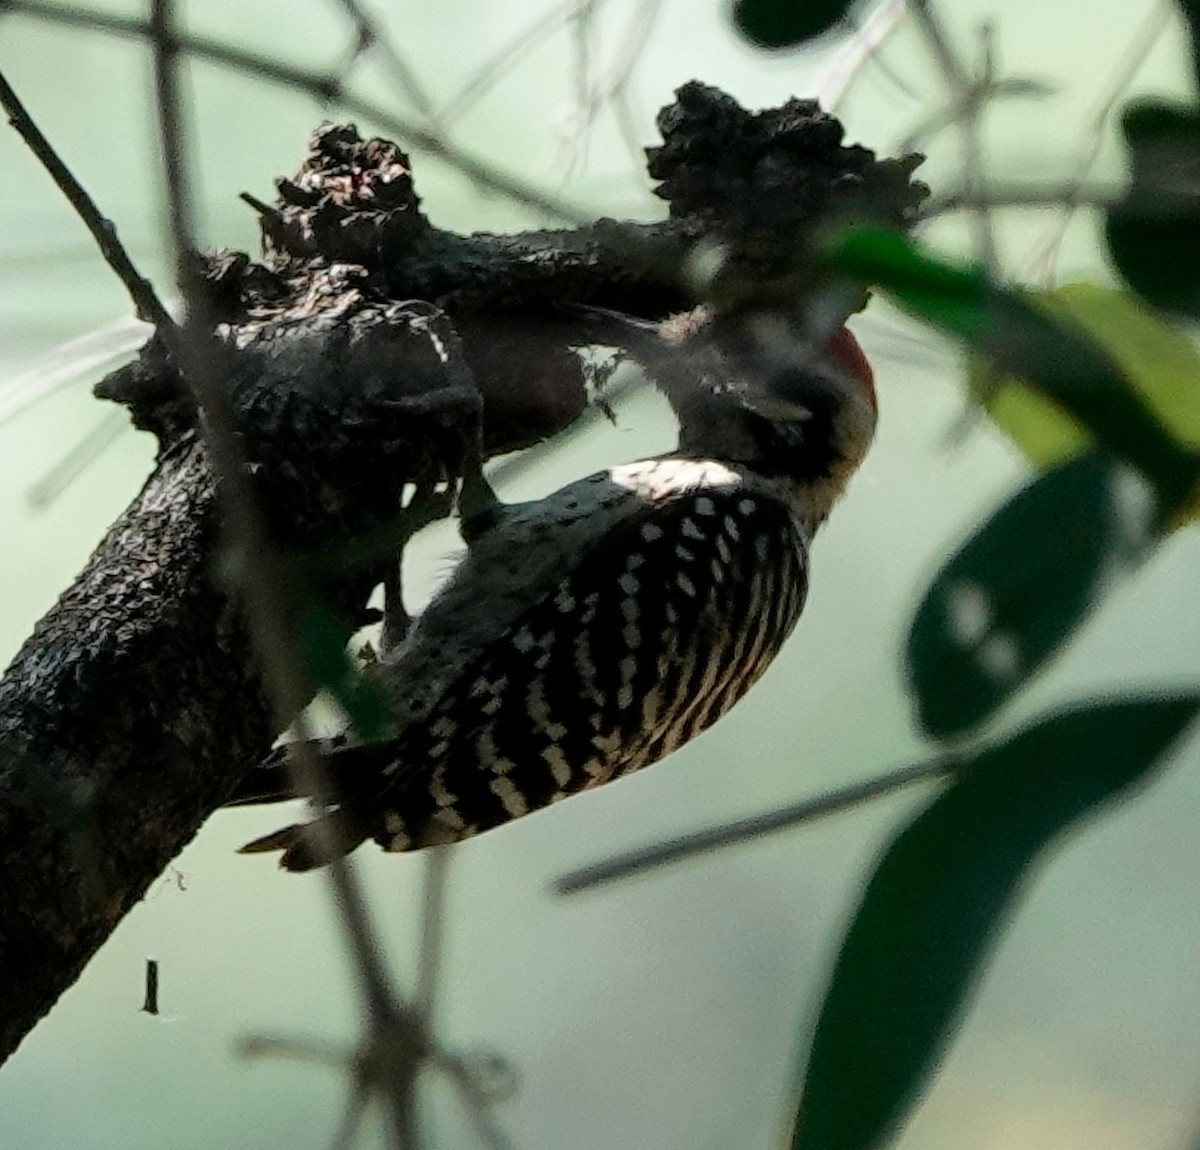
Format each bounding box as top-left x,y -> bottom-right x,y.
610,458 -> 743,504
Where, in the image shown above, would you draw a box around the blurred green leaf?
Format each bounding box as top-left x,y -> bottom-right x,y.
731,0 -> 854,48
1179,0 -> 1200,86
300,608 -> 391,740
792,695 -> 1200,1150
1105,100 -> 1200,317
826,227 -> 1200,519
978,284 -> 1200,526
907,453 -> 1153,739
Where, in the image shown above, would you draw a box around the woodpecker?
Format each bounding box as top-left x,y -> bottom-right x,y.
237,308 -> 878,870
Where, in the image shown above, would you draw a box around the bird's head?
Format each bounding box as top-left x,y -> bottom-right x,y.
580,304 -> 878,529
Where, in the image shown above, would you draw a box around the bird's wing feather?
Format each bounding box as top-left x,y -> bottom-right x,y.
241,462 -> 808,870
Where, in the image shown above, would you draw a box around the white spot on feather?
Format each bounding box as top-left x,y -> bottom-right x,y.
543,745 -> 573,788
490,776 -> 528,817
513,627 -> 535,653
477,727 -> 515,774
429,771 -> 457,808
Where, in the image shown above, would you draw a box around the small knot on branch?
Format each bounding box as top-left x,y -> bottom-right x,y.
647,81 -> 927,270
262,122 -> 431,271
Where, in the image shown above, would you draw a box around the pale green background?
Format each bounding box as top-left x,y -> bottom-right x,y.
1,2 -> 1199,1148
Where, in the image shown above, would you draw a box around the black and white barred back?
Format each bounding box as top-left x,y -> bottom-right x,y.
241,456 -> 810,870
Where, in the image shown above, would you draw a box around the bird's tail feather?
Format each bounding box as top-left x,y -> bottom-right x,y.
231,740 -> 401,870
238,804 -> 377,871
223,746 -> 298,806
224,739 -> 396,806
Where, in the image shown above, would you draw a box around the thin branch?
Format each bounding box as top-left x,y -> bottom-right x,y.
0,68 -> 172,328
961,23 -> 999,274
555,758 -> 953,894
896,75 -> 1054,156
327,1079 -> 372,1150
25,407 -> 127,509
908,0 -> 969,98
414,846 -> 452,1025
560,0 -> 663,174
243,1027 -> 517,1150
0,315 -> 149,426
816,0 -> 913,113
436,1053 -> 518,1150
612,85 -> 649,177
921,179 -> 1120,218
605,1 -> 662,103
569,0 -> 597,158
328,0 -> 438,122
147,12 -> 423,1148
240,1034 -> 352,1068
1022,0 -> 1173,282
329,856 -> 407,1028
5,0 -> 588,224
150,8 -> 454,1144
150,1 -> 192,266
909,0 -> 998,272
239,1031 -> 387,1150
437,0 -> 588,124
149,0 -> 407,1034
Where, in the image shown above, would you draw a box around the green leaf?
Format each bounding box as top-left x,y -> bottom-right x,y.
907,452 -> 1154,739
1105,100 -> 1200,317
977,284 -> 1200,524
300,608 -> 391,740
1179,1 -> 1200,87
792,696 -> 1200,1150
826,227 -> 1200,519
732,0 -> 855,48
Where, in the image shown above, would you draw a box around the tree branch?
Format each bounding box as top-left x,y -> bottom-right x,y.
0,80 -> 925,1065
0,69 -> 171,328
0,437 -> 270,1062
554,757 -> 954,894
1,0 -> 589,224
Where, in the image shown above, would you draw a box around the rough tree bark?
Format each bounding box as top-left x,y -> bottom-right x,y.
0,83 -> 925,1064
